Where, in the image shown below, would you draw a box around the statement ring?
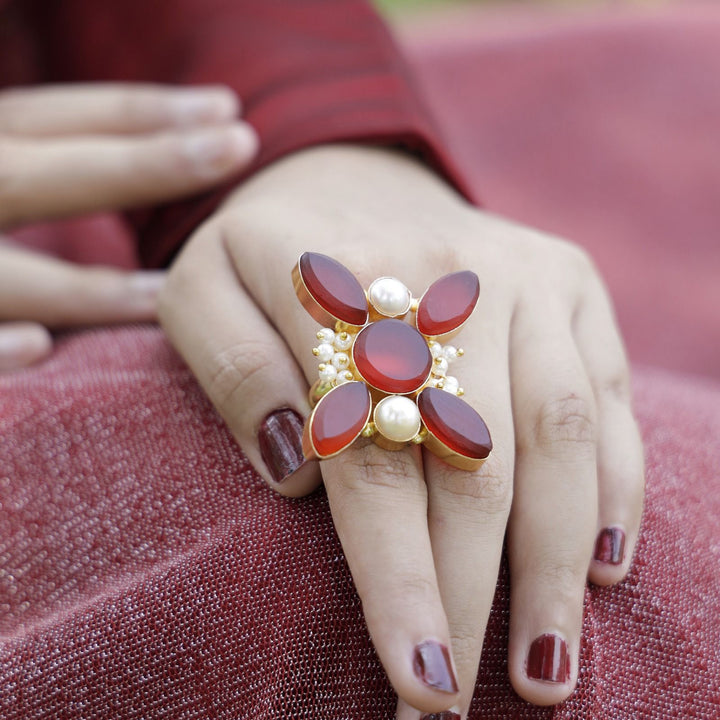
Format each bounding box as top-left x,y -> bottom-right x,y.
293,252 -> 492,471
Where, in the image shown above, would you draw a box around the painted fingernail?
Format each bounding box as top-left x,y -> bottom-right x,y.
170,88 -> 239,125
413,641 -> 459,694
258,409 -> 306,483
594,527 -> 625,565
526,633 -> 570,683
182,124 -> 258,178
420,712 -> 461,720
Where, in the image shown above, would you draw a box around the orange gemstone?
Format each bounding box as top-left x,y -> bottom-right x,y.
310,382 -> 371,458
416,271 -> 479,337
299,252 -> 368,326
418,387 -> 492,459
353,319 -> 433,394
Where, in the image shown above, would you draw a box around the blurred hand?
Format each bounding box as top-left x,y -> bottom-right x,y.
0,83 -> 258,371
160,145 -> 644,717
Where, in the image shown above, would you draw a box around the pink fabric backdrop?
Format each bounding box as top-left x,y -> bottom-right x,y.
2,4 -> 720,718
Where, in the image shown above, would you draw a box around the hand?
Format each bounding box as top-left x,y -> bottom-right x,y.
0,83 -> 258,371
159,145 -> 644,717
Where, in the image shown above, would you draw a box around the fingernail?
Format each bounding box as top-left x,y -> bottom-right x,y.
128,271 -> 165,299
594,527 -> 625,565
526,633 -> 570,683
0,325 -> 52,371
420,712 -> 461,720
258,409 -> 306,483
413,641 -> 459,694
169,88 -> 239,126
182,124 -> 258,178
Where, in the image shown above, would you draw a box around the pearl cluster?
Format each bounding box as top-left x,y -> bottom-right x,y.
427,340 -> 465,396
313,327 -> 356,386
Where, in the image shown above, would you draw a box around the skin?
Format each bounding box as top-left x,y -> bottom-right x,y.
159,145 -> 645,718
0,82 -> 258,369
1,84 -> 644,718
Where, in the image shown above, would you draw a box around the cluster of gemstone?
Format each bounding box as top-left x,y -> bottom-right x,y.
293,252 -> 492,470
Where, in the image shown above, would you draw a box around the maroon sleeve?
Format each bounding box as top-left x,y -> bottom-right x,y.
27,0 -> 477,267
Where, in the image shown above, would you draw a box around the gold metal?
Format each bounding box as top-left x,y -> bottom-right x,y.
411,428 -> 428,445
361,422 -> 376,438
421,427 -> 488,471
312,347 -> 320,356
309,379 -> 334,406
457,388 -> 465,397
410,299 -> 419,313
457,348 -> 465,357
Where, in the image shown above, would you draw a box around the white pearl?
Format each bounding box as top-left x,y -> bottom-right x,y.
316,342 -> 335,362
368,277 -> 412,317
317,328 -> 335,344
433,357 -> 449,377
442,376 -> 459,395
373,395 -> 421,443
442,345 -> 459,363
428,341 -> 442,359
318,364 -> 337,382
331,352 -> 350,370
335,370 -> 353,385
334,332 -> 353,351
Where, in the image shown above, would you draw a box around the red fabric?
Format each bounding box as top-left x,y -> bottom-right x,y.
1,328 -> 719,718
2,2 -> 720,718
8,0 -> 474,267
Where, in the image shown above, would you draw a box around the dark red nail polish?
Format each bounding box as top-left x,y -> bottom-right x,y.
413,641 -> 459,694
258,408 -> 305,483
420,713 -> 461,720
526,634 -> 571,683
594,527 -> 625,565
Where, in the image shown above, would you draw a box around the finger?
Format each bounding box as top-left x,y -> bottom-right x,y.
322,442 -> 461,714
573,282 -> 644,585
0,244 -> 165,326
507,303 -> 598,706
0,84 -> 239,136
0,123 -> 258,227
406,293 -> 515,718
0,322 -> 52,371
157,224 -> 321,497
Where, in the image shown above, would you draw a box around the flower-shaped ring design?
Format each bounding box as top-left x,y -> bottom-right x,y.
292,252 -> 492,471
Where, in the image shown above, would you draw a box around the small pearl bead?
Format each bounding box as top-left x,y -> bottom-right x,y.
335,370 -> 353,385
373,396 -> 421,443
443,345 -> 459,362
316,343 -> 335,362
368,277 -> 412,317
428,341 -> 442,359
442,376 -> 459,394
317,328 -> 335,344
433,357 -> 449,377
331,352 -> 350,370
318,364 -> 337,382
334,332 -> 353,351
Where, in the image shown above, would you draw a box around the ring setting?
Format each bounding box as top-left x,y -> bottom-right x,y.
293,252 -> 492,471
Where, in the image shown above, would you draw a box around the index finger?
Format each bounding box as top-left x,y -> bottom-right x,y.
0,83 -> 239,137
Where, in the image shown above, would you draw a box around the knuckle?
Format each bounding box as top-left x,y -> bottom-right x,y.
449,621 -> 483,668
533,549 -> 588,598
363,571 -> 437,612
335,443 -> 423,495
206,340 -> 274,411
434,452 -> 513,517
533,392 -> 596,449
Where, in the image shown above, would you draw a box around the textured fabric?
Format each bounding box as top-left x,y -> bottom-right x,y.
7,0 -> 474,268
1,326 -> 719,718
2,2 -> 720,718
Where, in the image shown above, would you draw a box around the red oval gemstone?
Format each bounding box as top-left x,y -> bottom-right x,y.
299,252 -> 368,326
310,382 -> 371,458
352,319 -> 432,394
418,387 -> 492,459
416,271 -> 480,337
